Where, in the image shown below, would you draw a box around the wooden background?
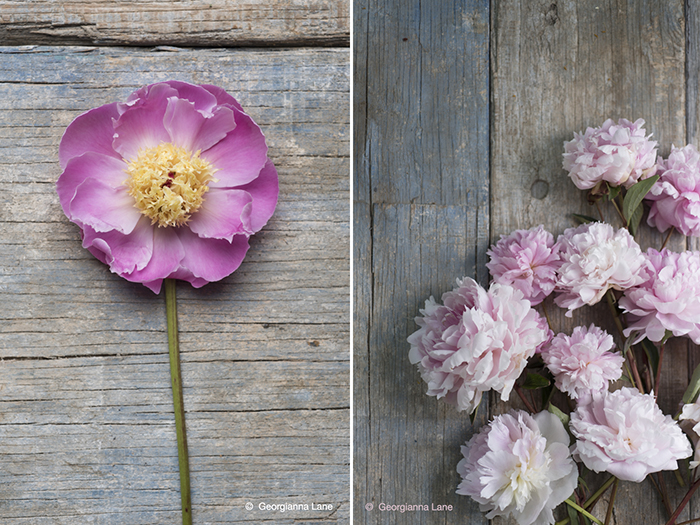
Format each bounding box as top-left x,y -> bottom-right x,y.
0,2 -> 349,524
355,0 -> 700,524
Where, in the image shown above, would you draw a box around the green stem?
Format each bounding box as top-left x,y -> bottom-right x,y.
604,478 -> 618,525
605,290 -> 642,391
165,278 -> 192,525
564,498 -> 604,525
583,476 -> 616,510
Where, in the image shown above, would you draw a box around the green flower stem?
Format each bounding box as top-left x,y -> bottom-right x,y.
165,278 -> 192,525
605,290 -> 643,391
555,477 -> 616,525
603,478 -> 618,525
564,498 -> 604,525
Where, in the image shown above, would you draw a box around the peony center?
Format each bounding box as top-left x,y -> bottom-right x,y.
125,143 -> 216,227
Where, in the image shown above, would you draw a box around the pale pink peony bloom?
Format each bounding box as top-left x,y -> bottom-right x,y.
679,401 -> 700,468
570,387 -> 691,482
408,278 -> 551,414
646,144 -> 700,236
486,225 -> 561,305
563,118 -> 657,190
554,222 -> 648,316
541,325 -> 623,400
56,81 -> 278,293
619,249 -> 700,344
457,410 -> 578,525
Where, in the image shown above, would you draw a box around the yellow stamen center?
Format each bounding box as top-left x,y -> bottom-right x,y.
125,143 -> 215,227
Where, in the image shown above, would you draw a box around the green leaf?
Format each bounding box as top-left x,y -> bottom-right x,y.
573,213 -> 599,224
548,403 -> 570,427
607,183 -> 621,201
469,399 -> 481,424
628,200 -> 644,236
682,362 -> 700,405
640,338 -> 660,378
566,500 -> 579,525
522,373 -> 551,390
622,174 -> 659,225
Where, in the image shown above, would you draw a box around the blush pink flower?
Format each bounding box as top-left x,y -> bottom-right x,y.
679,401 -> 700,468
563,118 -> 657,190
408,278 -> 551,414
541,325 -> 623,400
457,410 -> 578,525
56,81 -> 278,293
646,144 -> 700,236
570,388 -> 691,482
554,222 -> 648,316
486,225 -> 561,305
619,249 -> 700,344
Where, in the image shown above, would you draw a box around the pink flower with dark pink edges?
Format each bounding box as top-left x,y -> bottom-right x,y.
563,118 -> 657,190
57,81 -> 278,293
486,225 -> 561,306
646,144 -> 700,237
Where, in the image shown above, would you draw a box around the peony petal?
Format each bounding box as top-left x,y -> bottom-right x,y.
70,178 -> 142,234
125,226 -> 185,286
112,83 -> 174,161
82,217 -> 154,275
163,96 -> 235,153
57,152 -> 128,214
200,84 -> 244,111
203,107 -> 269,188
177,228 -> 250,283
235,159 -> 279,232
188,188 -> 253,241
59,102 -> 121,169
163,80 -> 219,115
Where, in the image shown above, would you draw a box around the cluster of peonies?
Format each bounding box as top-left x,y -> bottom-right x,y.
409,117 -> 700,525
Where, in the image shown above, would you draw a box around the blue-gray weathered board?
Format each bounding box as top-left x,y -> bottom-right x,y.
0,46 -> 349,524
353,0 -> 490,523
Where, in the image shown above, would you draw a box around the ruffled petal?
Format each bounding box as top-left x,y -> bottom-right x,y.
163,97 -> 235,153
188,188 -> 253,241
82,217 -> 154,275
70,178 -> 142,234
163,80 -> 219,115
112,83 -> 175,161
59,102 -> 121,169
200,84 -> 244,112
235,159 -> 279,232
203,107 -> 268,188
57,152 -> 128,214
177,228 -> 250,283
124,226 -> 185,288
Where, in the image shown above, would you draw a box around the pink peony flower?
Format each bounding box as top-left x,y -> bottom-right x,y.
408,278 -> 551,414
486,225 -> 561,305
570,387 -> 691,482
554,222 -> 648,316
541,325 -> 623,399
56,81 -> 278,293
563,118 -> 657,190
679,401 -> 700,468
457,410 -> 578,525
646,144 -> 700,236
619,249 -> 700,344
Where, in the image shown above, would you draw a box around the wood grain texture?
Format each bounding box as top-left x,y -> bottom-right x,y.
0,1 -> 349,47
491,1 -> 691,524
353,0 -> 490,523
0,46 -> 349,523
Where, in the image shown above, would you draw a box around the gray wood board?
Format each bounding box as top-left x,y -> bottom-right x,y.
0,46 -> 349,524
353,0 -> 490,523
491,1 -> 691,524
0,1 -> 349,47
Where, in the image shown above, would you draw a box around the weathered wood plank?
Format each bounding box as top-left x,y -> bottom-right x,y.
492,1 -> 689,524
0,1 -> 349,47
0,46 -> 349,523
353,0 -> 490,522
